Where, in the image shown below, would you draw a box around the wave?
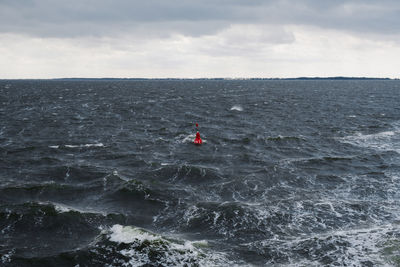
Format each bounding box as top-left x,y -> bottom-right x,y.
340,121 -> 400,153
265,135 -> 306,142
103,224 -> 232,266
174,201 -> 289,242
305,156 -> 355,164
4,146 -> 37,154
0,175 -> 111,206
1,164 -> 120,189
0,201 -> 112,218
147,164 -> 223,185
230,105 -> 243,111
0,171 -> 167,224
4,223 -> 234,266
279,155 -> 355,170
245,223 -> 400,266
49,143 -> 104,149
175,133 -> 207,144
0,202 -> 130,265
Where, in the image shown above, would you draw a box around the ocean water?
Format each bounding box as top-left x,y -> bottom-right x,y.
1,79 -> 400,266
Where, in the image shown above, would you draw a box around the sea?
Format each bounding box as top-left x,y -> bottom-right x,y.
1,79 -> 400,266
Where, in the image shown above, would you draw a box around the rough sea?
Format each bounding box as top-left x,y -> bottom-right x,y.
1,79 -> 400,266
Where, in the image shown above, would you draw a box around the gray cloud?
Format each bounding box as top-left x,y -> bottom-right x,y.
0,0 -> 399,38
1,0 -> 400,79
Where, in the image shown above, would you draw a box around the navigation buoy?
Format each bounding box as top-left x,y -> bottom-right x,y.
194,131 -> 202,145
194,123 -> 202,145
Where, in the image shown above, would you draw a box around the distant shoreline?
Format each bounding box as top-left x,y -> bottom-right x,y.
0,77 -> 397,81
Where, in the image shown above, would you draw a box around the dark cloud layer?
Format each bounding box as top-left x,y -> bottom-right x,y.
0,0 -> 399,38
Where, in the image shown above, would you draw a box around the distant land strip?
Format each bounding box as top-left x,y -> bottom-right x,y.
0,77 -> 397,81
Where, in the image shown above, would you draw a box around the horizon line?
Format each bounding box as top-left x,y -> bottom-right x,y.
0,76 -> 398,81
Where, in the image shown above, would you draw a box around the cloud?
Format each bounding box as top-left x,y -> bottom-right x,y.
0,0 -> 399,38
0,0 -> 399,78
1,24 -> 399,79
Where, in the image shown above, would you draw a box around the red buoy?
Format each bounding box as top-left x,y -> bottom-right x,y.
194,131 -> 202,145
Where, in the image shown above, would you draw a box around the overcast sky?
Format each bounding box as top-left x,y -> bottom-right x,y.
1,0 -> 399,78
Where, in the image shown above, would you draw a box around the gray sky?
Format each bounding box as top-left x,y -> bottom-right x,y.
1,0 -> 399,78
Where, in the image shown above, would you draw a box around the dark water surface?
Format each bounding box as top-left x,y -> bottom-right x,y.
1,80 -> 400,266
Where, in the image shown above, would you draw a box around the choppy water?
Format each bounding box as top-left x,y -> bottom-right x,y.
1,79 -> 400,266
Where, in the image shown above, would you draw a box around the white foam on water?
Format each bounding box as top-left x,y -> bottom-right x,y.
259,223 -> 400,266
109,224 -> 159,243
53,202 -> 92,214
53,203 -> 73,213
36,201 -> 83,214
176,134 -> 206,144
182,133 -> 196,143
340,122 -> 400,153
230,105 -> 243,111
43,201 -> 109,217
49,143 -> 104,149
1,249 -> 15,264
65,143 -> 104,148
314,201 -> 343,218
107,224 -> 234,266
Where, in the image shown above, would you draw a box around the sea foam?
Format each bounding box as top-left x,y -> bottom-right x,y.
230,105 -> 243,111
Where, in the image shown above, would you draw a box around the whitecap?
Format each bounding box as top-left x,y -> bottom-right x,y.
53,203 -> 74,213
65,143 -> 104,148
252,223 -> 400,266
340,130 -> 400,153
176,134 -> 206,144
49,143 -> 104,149
339,120 -> 400,153
230,105 -> 243,111
1,249 -> 14,263
106,224 -> 231,266
109,224 -> 160,244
